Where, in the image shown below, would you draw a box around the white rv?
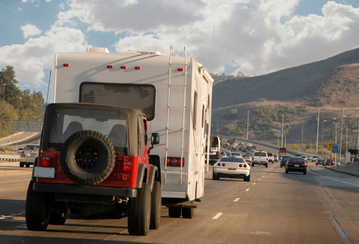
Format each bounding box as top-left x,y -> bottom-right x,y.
53,47 -> 213,217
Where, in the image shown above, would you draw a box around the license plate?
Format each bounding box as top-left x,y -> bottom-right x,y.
34,166 -> 55,178
294,165 -> 299,167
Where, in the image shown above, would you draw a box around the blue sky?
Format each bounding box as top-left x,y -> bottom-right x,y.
1,0 -> 359,101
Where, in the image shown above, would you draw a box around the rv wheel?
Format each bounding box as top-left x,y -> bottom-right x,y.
60,130 -> 116,186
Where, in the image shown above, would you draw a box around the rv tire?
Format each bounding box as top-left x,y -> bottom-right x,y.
168,207 -> 181,218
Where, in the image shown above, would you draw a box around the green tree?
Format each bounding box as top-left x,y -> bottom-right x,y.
0,66 -> 22,109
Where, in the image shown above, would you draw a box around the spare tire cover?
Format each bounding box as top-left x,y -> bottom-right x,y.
60,130 -> 116,186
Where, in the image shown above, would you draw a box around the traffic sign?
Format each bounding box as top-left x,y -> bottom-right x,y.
327,141 -> 334,150
332,143 -> 339,153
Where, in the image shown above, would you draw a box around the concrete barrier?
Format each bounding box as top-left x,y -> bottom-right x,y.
0,155 -> 20,162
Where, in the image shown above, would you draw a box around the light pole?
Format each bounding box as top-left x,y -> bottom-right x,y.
281,114 -> 284,147
246,111 -> 249,140
2,84 -> 6,100
322,120 -> 327,151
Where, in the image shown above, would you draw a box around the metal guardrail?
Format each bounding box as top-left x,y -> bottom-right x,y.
0,155 -> 20,162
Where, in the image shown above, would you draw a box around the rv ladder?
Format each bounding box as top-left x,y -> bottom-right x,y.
164,46 -> 188,185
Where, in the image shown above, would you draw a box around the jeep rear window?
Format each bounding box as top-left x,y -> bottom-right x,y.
80,83 -> 155,121
49,108 -> 127,150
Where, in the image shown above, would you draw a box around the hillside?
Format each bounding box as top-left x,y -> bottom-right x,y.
211,47 -> 359,147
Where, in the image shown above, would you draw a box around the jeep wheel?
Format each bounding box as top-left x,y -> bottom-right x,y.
60,130 -> 116,186
49,204 -> 68,225
168,207 -> 181,218
26,181 -> 50,231
128,183 -> 151,235
150,181 -> 161,229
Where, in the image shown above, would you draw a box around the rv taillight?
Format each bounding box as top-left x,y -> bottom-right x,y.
63,63 -> 70,67
135,66 -> 141,70
121,66 -> 127,69
40,156 -> 51,167
167,157 -> 184,167
178,68 -> 184,72
107,65 -> 113,69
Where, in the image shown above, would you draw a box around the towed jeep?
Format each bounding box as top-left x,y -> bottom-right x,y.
26,103 -> 161,236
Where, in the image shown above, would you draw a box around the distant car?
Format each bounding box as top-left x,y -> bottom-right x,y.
19,144 -> 40,167
241,147 -> 248,152
225,151 -> 232,157
242,153 -> 252,164
324,158 -> 334,166
312,155 -> 319,162
315,157 -> 325,165
280,155 -> 292,168
267,152 -> 274,163
307,156 -> 312,161
301,155 -> 308,161
16,148 -> 23,155
212,157 -> 251,181
273,154 -> 279,162
220,151 -> 228,157
231,152 -> 242,158
285,157 -> 307,174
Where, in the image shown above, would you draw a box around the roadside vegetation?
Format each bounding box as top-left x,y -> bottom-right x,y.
0,66 -> 44,138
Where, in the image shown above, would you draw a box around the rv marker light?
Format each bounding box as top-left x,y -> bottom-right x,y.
178,68 -> 184,72
63,63 -> 70,67
135,66 -> 141,70
121,66 -> 127,69
107,65 -> 113,69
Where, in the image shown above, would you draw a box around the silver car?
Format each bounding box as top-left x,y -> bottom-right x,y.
19,144 -> 40,167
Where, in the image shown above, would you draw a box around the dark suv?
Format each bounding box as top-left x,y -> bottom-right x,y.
25,103 -> 161,236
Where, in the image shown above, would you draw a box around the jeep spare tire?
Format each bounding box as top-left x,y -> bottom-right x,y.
60,130 -> 116,186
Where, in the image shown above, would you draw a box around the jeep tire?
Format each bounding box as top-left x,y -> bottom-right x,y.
60,130 -> 116,186
150,181 -> 161,229
128,183 -> 151,235
26,181 -> 50,231
49,203 -> 68,225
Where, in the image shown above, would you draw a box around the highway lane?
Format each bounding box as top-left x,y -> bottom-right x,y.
0,132 -> 41,149
0,161 -> 359,243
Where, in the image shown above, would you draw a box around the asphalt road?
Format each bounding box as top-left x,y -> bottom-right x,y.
1,159 -> 359,244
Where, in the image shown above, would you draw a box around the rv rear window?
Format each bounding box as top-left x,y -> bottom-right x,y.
80,83 -> 156,120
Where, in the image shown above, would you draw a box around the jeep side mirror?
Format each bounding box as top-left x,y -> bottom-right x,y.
151,133 -> 160,145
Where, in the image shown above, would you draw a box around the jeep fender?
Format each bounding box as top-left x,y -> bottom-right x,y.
135,164 -> 158,191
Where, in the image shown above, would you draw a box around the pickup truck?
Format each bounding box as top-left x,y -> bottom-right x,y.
251,151 -> 269,167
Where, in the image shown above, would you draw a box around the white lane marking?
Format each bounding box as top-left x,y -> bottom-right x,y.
245,188 -> 250,191
212,213 -> 223,219
233,198 -> 240,202
253,182 -> 256,185
0,211 -> 25,220
309,170 -> 359,187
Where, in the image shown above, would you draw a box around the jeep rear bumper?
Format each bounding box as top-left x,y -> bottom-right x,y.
33,182 -> 137,198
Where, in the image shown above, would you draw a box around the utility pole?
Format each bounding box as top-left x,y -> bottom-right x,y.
246,111 -> 249,140
301,121 -> 304,152
281,114 -> 284,147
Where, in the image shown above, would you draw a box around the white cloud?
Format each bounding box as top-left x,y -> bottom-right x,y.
21,24 -> 42,39
4,0 -> 359,96
0,27 -> 89,87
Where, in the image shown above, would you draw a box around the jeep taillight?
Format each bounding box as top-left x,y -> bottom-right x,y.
123,161 -> 132,172
167,157 -> 184,167
217,152 -> 220,157
40,156 -> 51,167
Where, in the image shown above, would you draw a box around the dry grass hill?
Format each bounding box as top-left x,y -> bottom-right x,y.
211,47 -> 359,147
